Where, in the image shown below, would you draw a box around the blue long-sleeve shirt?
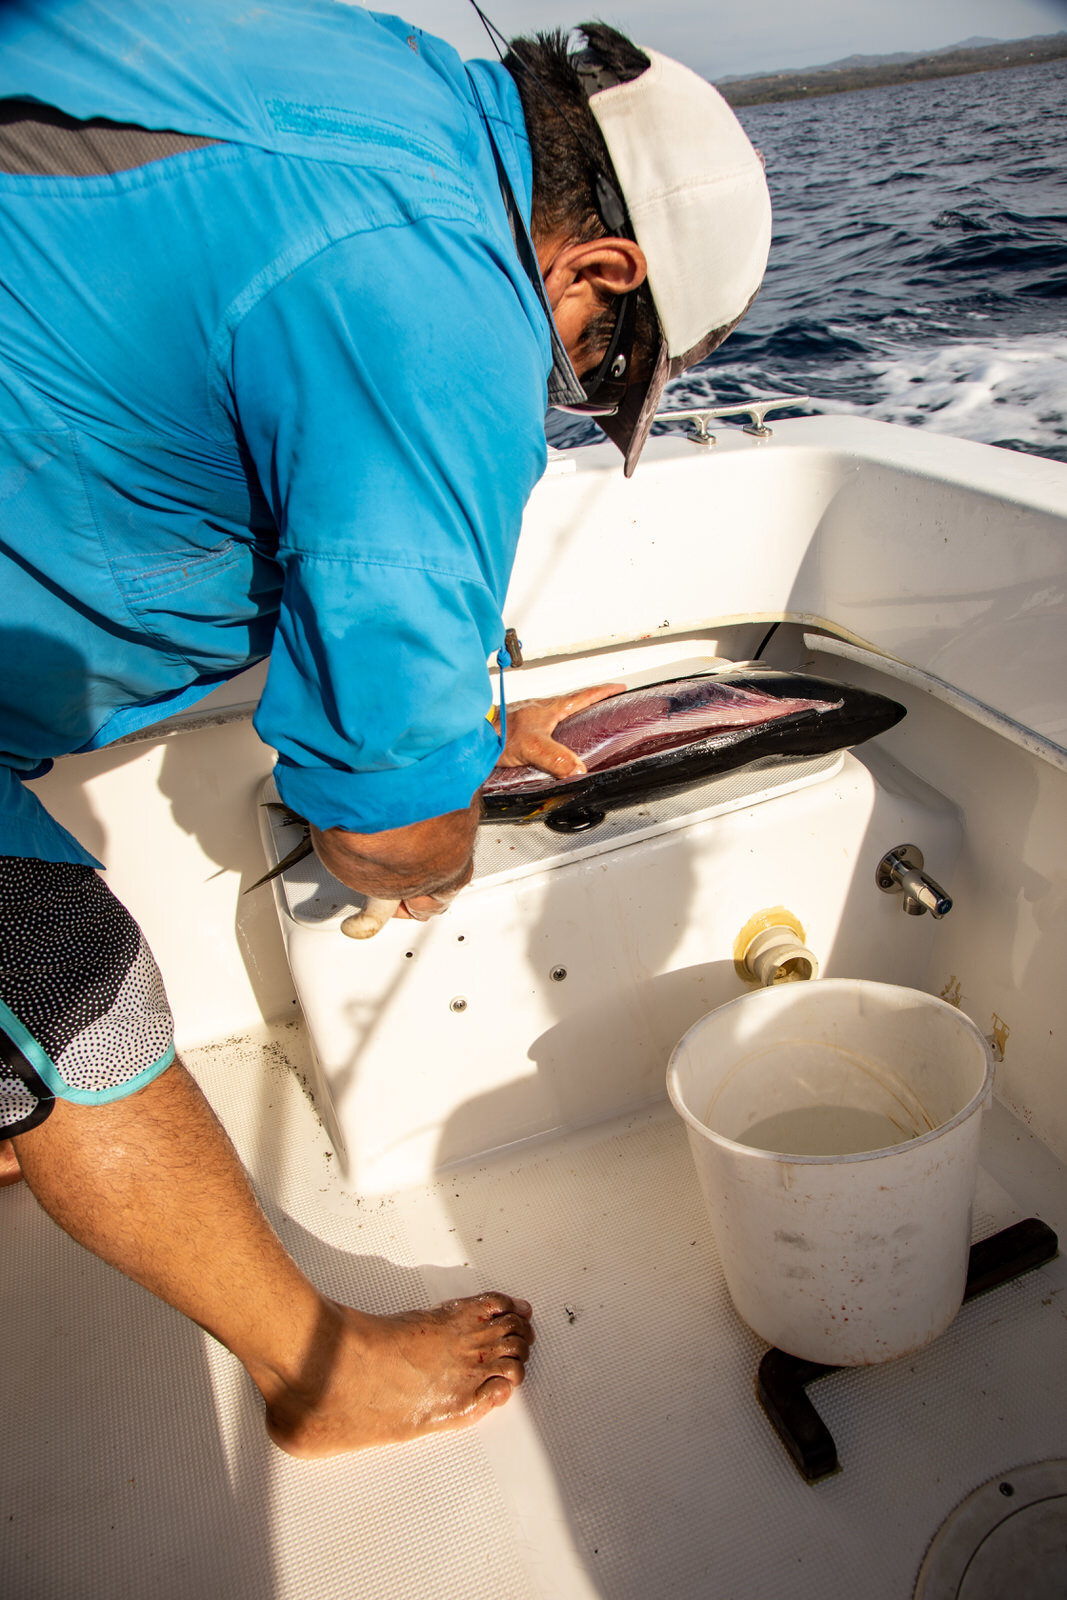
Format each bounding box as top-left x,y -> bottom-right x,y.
0,1 -> 554,863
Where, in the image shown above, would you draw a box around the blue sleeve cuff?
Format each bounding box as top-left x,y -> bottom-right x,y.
273,714 -> 501,834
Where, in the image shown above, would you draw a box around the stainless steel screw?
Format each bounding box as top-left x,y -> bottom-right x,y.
550,966 -> 567,982
449,996 -> 468,1013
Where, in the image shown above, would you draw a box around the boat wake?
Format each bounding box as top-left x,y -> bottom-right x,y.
688,331 -> 1067,462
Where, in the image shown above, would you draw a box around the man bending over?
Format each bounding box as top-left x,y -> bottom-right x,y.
0,3 -> 770,1455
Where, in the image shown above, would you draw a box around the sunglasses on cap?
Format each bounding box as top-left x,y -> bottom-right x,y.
555,285 -> 638,417
466,9 -> 647,419
554,166 -> 640,418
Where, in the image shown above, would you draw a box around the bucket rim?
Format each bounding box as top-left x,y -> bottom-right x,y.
665,979 -> 995,1165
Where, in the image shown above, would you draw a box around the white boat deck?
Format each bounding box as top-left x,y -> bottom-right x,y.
8,417 -> 1067,1595
5,1022 -> 1064,1600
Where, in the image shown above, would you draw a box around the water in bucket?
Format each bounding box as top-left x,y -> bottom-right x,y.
734,1104 -> 917,1156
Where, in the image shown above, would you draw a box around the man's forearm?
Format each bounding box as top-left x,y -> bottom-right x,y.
309,793 -> 481,902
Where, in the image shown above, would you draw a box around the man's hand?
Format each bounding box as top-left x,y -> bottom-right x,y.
495,682 -> 624,779
312,681 -> 624,928
311,794 -> 480,922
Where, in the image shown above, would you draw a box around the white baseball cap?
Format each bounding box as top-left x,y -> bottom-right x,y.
579,48 -> 772,475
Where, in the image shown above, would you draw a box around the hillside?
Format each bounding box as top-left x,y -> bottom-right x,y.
717,32 -> 1067,107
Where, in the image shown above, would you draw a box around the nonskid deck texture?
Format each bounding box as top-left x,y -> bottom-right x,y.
3,1024 -> 1064,1600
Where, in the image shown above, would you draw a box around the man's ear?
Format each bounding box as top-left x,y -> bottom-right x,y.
540,236 -> 646,312
539,236 -> 646,357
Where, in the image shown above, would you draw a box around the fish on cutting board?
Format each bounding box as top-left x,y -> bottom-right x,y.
482,671 -> 905,824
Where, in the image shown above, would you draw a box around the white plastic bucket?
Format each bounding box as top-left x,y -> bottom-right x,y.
667,980 -> 994,1365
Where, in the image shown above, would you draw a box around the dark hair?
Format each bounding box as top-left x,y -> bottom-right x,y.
505,24 -> 659,380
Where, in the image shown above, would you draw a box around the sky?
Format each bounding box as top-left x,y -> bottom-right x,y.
373,0 -> 1067,81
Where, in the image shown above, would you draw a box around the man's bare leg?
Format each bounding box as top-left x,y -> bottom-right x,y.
0,1137 -> 21,1187
13,1059 -> 533,1458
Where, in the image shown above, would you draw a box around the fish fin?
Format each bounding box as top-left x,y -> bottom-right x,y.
246,836 -> 314,892
261,801 -> 306,828
524,794 -> 574,820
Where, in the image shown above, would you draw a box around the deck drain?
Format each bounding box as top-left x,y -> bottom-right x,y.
913,1459 -> 1067,1599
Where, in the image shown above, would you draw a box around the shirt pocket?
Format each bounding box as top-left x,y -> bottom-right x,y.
106,531 -> 277,675
108,533 -> 242,607
80,431 -> 278,668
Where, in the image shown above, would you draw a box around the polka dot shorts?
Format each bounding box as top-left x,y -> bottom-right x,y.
0,858 -> 174,1137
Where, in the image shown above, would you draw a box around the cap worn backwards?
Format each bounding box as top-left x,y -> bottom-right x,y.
584,49 -> 772,475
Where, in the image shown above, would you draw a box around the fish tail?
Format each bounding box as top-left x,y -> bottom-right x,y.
246,836 -> 314,892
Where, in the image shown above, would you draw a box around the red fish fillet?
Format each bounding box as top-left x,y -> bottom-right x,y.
485,677 -> 841,795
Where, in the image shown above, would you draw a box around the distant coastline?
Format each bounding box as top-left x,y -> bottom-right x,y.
717,33 -> 1067,107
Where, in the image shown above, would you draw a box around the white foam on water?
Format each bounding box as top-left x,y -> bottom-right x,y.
830,333 -> 1067,451
694,332 -> 1067,457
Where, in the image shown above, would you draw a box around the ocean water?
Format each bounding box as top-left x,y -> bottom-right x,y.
548,59 -> 1067,463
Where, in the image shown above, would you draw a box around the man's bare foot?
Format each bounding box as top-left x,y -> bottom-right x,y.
0,1139 -> 22,1188
260,1291 -> 534,1459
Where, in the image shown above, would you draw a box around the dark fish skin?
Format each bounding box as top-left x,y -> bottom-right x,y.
488,678 -> 840,792
481,671 -> 906,825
